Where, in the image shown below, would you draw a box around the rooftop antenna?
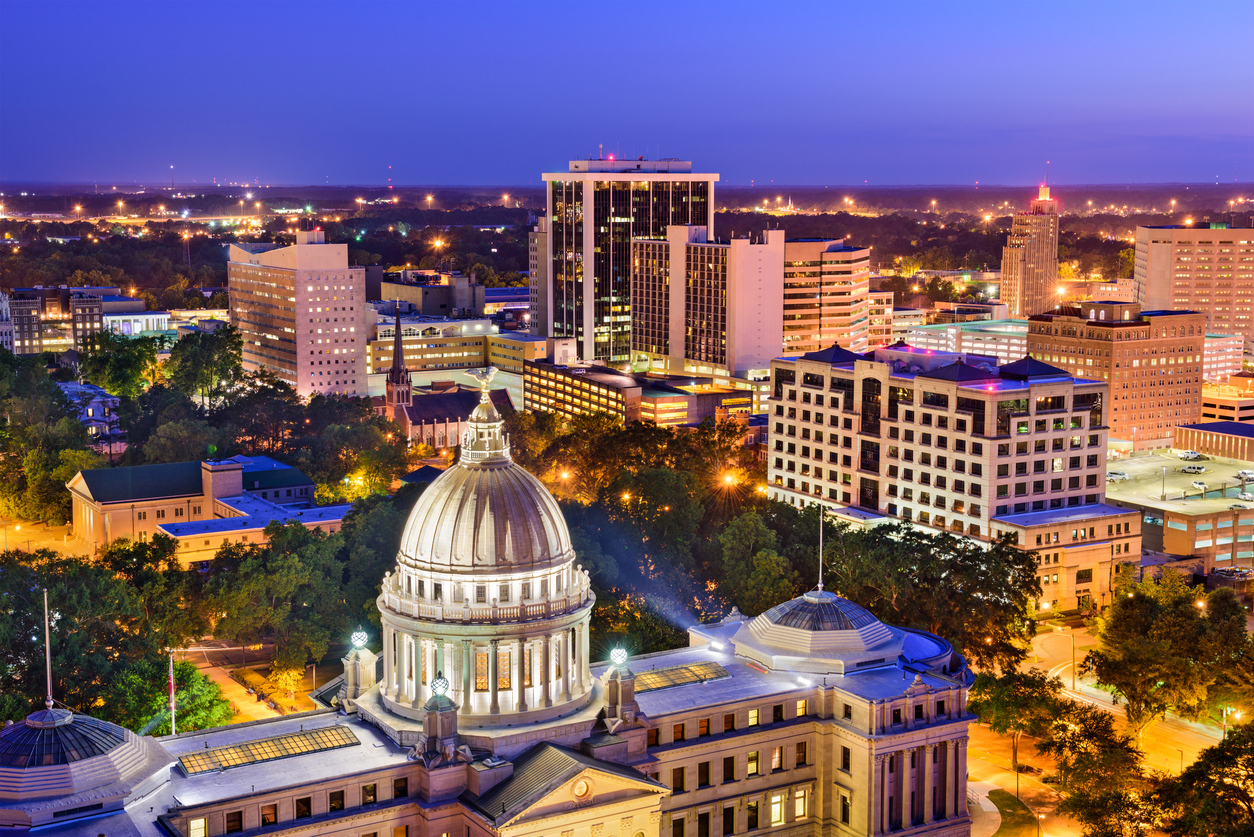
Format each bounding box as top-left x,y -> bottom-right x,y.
42,588 -> 53,710
817,508 -> 824,593
1045,161 -> 1050,187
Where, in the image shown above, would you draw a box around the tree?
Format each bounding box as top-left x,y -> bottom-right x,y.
1037,701 -> 1142,792
826,525 -> 1039,670
740,550 -> 800,616
77,331 -> 159,399
718,511 -> 781,611
101,659 -> 233,735
97,534 -> 211,649
339,495 -> 408,627
1155,722 -> 1254,837
206,522 -> 348,671
165,326 -> 244,408
968,668 -> 1063,769
144,418 -> 225,464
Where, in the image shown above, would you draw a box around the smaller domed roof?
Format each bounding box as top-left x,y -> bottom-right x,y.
759,589 -> 881,631
0,708 -> 127,768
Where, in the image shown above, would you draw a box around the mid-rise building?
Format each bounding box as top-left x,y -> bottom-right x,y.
105,310 -> 172,337
524,360 -> 750,426
9,285 -> 131,354
1134,225 -> 1254,342
0,291 -> 13,353
540,158 -> 718,363
381,271 -> 486,318
1200,375 -> 1254,422
1000,186 -> 1060,318
783,239 -> 890,355
906,320 -> 1029,364
631,226 -> 784,379
766,346 -> 1138,612
1204,332 -> 1244,383
528,216 -> 549,333
228,230 -> 373,398
930,301 -> 1010,323
891,307 -> 929,340
1026,301 -> 1205,450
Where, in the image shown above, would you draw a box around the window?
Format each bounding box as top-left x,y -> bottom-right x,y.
699,718 -> 710,737
476,584 -> 486,603
225,811 -> 243,834
772,704 -> 784,723
137,511 -> 147,521
770,793 -> 785,827
748,708 -> 760,726
261,805 -> 277,825
521,581 -> 531,600
433,582 -> 443,601
936,700 -> 946,716
724,712 -> 736,732
698,761 -> 710,787
747,750 -> 761,776
673,818 -> 685,837
841,795 -> 851,825
672,766 -> 686,792
475,650 -> 488,690
394,828 -> 408,837
156,509 -> 166,519
747,802 -> 759,831
362,783 -> 377,805
796,741 -> 807,767
329,790 -> 345,812
296,797 -> 312,819
724,755 -> 736,782
393,777 -> 408,798
499,583 -> 510,602
1077,568 -> 1093,583
188,818 -> 207,837
771,746 -> 783,771
843,703 -> 853,720
673,723 -> 686,742
915,704 -> 925,720
648,728 -> 659,747
698,812 -> 711,837
841,746 -> 851,771
794,788 -> 807,819
892,708 -> 902,725
723,806 -> 736,835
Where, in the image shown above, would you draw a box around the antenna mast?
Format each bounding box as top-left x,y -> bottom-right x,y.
43,588 -> 53,710
817,508 -> 824,592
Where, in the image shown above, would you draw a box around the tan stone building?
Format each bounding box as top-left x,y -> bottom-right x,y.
783,239 -> 891,355
1026,301 -> 1205,451
8,376 -> 976,837
1000,186 -> 1059,318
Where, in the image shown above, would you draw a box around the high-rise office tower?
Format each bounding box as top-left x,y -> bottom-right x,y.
781,239 -> 890,355
1001,186 -> 1060,317
539,158 -> 718,362
630,226 -> 785,380
228,230 -> 373,399
1134,224 -> 1254,342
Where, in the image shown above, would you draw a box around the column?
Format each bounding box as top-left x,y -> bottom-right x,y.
956,737 -> 969,816
413,637 -> 426,706
382,625 -> 394,697
435,637 -> 445,681
879,754 -> 890,834
398,635 -> 410,701
542,634 -> 553,707
516,639 -> 528,712
489,638 -> 500,714
461,639 -> 472,713
944,741 -> 956,820
923,745 -> 935,824
899,749 -> 910,827
561,631 -> 572,701
581,622 -> 591,688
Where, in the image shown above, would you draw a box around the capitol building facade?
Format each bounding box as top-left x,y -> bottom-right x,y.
2,377 -> 975,837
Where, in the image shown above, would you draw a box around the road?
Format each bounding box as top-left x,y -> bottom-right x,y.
1029,624 -> 1223,775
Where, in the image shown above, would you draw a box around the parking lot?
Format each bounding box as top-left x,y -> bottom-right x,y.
1105,451 -> 1254,510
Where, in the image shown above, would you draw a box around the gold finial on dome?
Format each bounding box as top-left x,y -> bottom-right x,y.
465,367 -> 499,404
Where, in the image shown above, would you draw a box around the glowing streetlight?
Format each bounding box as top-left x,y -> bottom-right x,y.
610,648 -> 628,667
426,195 -> 433,206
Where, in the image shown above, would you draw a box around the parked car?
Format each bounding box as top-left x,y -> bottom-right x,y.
1179,451 -> 1204,460
1238,492 -> 1254,502
1191,480 -> 1210,491
1106,471 -> 1131,481
1230,504 -> 1248,510
1182,465 -> 1207,474
1236,470 -> 1254,481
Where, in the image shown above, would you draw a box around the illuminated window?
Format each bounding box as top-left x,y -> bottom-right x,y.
475,651 -> 488,690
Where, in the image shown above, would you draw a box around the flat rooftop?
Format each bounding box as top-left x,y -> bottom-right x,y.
1104,451 -> 1254,516
992,503 -> 1134,528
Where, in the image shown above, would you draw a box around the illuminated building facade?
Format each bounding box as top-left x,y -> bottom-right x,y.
1134,225 -> 1254,343
1000,186 -> 1059,318
228,230 -> 373,398
539,159 -> 718,364
1026,301 -> 1205,450
782,239 -> 889,355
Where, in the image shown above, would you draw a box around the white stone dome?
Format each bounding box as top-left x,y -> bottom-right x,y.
397,385 -> 573,576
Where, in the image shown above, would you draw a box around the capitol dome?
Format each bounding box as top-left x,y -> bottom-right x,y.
397,386 -> 572,574
731,588 -> 904,674
367,370 -> 596,736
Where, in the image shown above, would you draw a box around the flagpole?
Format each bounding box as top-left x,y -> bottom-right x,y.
817,506 -> 824,592
169,652 -> 176,735
43,589 -> 53,711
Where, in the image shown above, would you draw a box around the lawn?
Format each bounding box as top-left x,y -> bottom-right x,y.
989,789 -> 1041,837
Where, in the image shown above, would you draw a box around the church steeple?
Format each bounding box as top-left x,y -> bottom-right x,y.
385,307 -> 413,408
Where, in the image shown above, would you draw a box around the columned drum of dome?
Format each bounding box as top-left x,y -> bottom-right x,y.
375,369 -> 596,727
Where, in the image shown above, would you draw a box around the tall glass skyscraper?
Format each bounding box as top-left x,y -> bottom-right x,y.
537,158 -> 717,363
